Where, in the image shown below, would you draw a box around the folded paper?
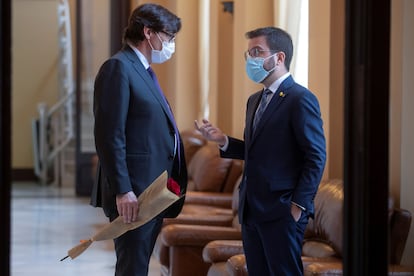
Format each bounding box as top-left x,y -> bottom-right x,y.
61,170 -> 181,260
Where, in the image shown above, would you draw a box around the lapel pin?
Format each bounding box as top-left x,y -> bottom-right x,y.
279,91 -> 286,97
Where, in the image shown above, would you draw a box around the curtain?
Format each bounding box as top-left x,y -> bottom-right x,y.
274,0 -> 308,86
199,0 -> 210,119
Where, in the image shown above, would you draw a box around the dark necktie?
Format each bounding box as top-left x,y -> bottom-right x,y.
253,89 -> 272,132
147,67 -> 181,169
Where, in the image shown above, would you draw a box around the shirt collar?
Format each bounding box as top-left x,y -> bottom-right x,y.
266,72 -> 291,94
128,43 -> 150,69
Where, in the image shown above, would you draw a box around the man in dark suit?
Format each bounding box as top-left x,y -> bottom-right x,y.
90,4 -> 187,276
196,27 -> 326,275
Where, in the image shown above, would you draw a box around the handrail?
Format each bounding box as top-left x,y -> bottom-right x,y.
34,94 -> 74,185
47,92 -> 73,117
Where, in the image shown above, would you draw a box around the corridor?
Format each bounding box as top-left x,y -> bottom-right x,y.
11,182 -> 161,276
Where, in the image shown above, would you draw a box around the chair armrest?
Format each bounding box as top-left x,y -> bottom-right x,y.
202,240 -> 244,263
226,254 -> 248,276
163,214 -> 234,227
184,191 -> 233,208
389,264 -> 414,274
304,262 -> 343,275
160,224 -> 242,247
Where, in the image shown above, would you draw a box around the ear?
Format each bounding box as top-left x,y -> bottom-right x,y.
143,26 -> 152,40
276,51 -> 286,65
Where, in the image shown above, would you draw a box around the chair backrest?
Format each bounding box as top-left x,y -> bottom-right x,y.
389,207 -> 412,264
187,142 -> 234,192
180,129 -> 207,166
304,179 -> 344,257
221,159 -> 244,193
304,179 -> 412,264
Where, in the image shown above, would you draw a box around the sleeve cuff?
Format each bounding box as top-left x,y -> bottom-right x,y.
292,201 -> 306,211
218,135 -> 229,151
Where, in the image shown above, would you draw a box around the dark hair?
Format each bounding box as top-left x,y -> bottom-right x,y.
245,27 -> 293,71
123,3 -> 181,45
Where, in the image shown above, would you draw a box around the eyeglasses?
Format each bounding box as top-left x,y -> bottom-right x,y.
159,30 -> 176,43
244,48 -> 278,60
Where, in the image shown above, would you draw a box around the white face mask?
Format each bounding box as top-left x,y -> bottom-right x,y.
149,33 -> 175,64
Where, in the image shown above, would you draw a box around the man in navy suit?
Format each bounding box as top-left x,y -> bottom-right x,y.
196,27 -> 326,275
90,4 -> 187,276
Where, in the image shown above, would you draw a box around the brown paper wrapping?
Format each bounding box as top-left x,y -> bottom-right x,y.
63,171 -> 181,260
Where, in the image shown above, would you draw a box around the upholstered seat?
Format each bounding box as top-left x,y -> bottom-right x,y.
202,179 -> 414,276
153,176 -> 242,276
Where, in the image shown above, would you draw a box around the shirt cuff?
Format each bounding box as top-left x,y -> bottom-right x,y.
292,201 -> 306,211
218,135 -> 229,151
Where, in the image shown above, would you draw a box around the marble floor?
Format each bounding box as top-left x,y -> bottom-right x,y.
11,182 -> 161,276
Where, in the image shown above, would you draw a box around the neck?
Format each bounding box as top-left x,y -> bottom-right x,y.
135,40 -> 152,63
263,68 -> 288,87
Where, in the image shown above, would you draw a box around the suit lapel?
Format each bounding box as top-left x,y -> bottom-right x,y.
122,46 -> 173,123
249,76 -> 294,145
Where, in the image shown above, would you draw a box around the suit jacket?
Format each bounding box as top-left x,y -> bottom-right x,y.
90,45 -> 187,219
221,76 -> 326,224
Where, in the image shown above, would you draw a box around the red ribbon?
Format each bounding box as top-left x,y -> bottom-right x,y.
167,178 -> 180,196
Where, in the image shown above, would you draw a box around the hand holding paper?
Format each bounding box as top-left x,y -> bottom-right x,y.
61,171 -> 181,261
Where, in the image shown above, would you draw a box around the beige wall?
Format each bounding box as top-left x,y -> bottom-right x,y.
329,0 -> 345,180
170,0 -> 200,131
12,0 -> 59,168
390,0 -> 403,207
12,0 -> 77,168
309,0 -> 332,181
216,2 -> 234,135
393,0 -> 414,266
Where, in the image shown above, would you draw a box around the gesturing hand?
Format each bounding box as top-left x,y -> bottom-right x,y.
194,119 -> 227,146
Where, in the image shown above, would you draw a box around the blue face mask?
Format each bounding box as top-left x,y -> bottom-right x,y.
245,54 -> 276,83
